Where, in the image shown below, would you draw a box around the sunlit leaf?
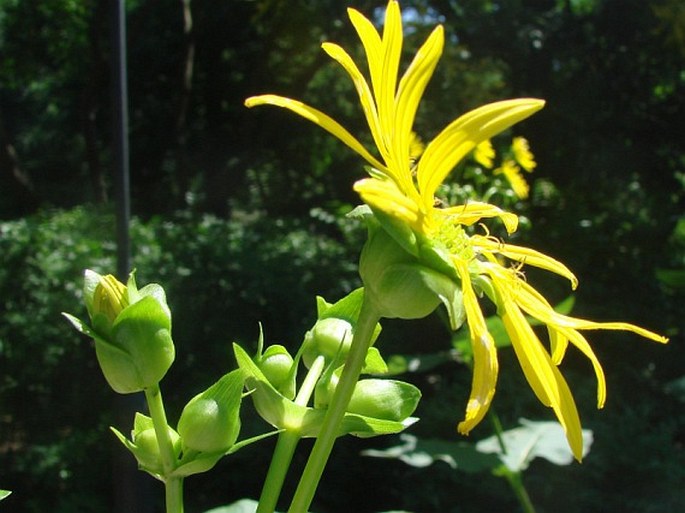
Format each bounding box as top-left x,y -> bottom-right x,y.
362,433 -> 499,473
475,418 -> 593,471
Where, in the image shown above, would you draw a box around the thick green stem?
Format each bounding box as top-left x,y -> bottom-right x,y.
256,356 -> 326,513
287,297 -> 380,513
165,476 -> 184,513
145,384 -> 183,513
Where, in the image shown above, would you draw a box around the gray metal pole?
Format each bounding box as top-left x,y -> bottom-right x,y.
111,0 -> 130,280
110,2 -> 152,512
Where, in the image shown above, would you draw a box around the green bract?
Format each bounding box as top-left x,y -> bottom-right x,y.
177,369 -> 245,453
360,219 -> 465,329
347,379 -> 421,422
63,270 -> 175,393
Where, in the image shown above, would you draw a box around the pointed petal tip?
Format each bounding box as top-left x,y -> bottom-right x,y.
244,96 -> 263,108
456,421 -> 471,436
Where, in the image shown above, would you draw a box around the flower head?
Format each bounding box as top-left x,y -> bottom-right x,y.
245,0 -> 668,460
495,158 -> 530,199
512,136 -> 537,172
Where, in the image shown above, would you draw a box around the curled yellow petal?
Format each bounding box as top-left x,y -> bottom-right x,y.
475,236 -> 579,289
418,99 -> 545,204
354,177 -> 421,227
454,260 -> 499,435
441,201 -> 519,234
245,94 -> 386,172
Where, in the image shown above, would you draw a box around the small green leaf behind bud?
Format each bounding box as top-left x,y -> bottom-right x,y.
177,369 -> 244,454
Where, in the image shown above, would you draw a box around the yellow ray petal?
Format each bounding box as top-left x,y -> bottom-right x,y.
321,43 -> 387,161
378,0 -> 402,141
390,25 -> 444,196
515,280 -> 668,344
498,285 -> 584,459
558,327 -> 607,407
454,260 -> 499,435
418,99 -> 545,204
441,201 -> 519,234
354,177 -> 421,226
475,236 -> 579,289
347,7 -> 383,83
245,94 -> 387,172
548,360 -> 584,460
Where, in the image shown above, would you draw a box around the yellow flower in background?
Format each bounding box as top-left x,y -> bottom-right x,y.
512,136 -> 537,172
495,158 -> 530,199
474,140 -> 496,169
245,0 -> 668,460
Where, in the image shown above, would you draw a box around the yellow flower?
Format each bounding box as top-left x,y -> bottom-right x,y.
512,136 -> 537,172
495,158 -> 530,199
474,140 -> 496,169
245,0 -> 668,460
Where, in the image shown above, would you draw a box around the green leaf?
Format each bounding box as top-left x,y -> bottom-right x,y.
339,413 -> 419,438
0,490 -> 11,501
475,418 -> 593,472
362,433 -> 499,473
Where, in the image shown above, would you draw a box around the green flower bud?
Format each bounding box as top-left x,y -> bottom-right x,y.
132,426 -> 182,475
64,269 -> 175,394
302,317 -> 354,367
347,379 -> 421,422
110,413 -> 181,478
177,370 -> 244,453
257,344 -> 294,392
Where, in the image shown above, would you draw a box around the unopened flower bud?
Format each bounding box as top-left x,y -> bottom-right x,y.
64,269 -> 175,394
302,317 -> 354,367
347,379 -> 421,422
177,370 -> 244,453
257,345 -> 294,391
132,426 -> 182,474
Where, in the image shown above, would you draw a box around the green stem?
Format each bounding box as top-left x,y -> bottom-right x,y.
165,476 -> 184,513
145,384 -> 183,513
502,469 -> 536,513
488,409 -> 508,455
256,356 -> 326,513
287,297 -> 380,513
